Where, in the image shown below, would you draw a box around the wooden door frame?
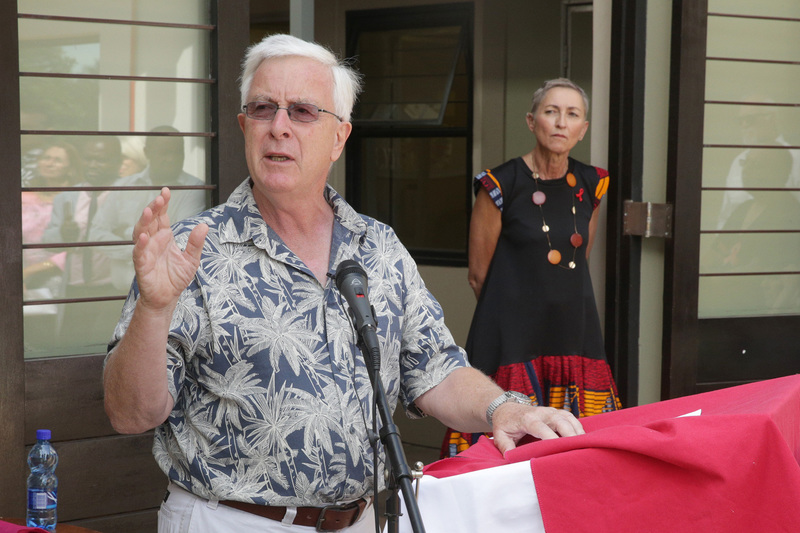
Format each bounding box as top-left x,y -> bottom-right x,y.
661,0 -> 708,400
604,0 -> 648,407
664,2 -> 800,396
0,0 -> 26,515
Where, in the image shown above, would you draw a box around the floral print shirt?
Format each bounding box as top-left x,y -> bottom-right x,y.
108,179 -> 468,506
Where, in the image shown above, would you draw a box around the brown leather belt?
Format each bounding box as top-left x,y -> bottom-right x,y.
220,498 -> 369,531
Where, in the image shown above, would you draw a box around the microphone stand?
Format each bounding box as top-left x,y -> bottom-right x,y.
356,326 -> 426,533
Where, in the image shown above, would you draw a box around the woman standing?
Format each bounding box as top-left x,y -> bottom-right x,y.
443,79 -> 620,457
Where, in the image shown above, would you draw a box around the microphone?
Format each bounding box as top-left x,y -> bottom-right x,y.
335,260 -> 380,369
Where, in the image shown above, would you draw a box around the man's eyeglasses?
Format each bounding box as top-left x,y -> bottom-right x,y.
242,101 -> 343,123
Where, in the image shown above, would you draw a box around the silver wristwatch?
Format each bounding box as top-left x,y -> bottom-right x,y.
485,391 -> 532,426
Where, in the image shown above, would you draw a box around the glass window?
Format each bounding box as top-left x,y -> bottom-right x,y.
356,26 -> 467,126
19,78 -> 211,133
19,20 -> 211,78
707,0 -> 800,19
698,275 -> 800,318
19,1 -> 213,358
18,0 -> 210,25
357,137 -> 468,254
346,5 -> 473,265
698,8 -> 800,319
706,16 -> 800,62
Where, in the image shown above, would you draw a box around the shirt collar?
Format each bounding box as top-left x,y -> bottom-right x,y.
217,179 -> 367,248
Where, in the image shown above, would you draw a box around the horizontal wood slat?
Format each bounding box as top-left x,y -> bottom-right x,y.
68,509 -> 159,532
24,355 -> 164,526
25,354 -> 113,443
55,434 -> 165,521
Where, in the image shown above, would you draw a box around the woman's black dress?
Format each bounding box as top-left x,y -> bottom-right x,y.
443,156 -> 621,458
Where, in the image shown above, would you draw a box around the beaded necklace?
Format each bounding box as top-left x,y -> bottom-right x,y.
530,166 -> 583,270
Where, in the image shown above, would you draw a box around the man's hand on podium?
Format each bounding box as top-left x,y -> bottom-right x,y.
492,403 -> 584,456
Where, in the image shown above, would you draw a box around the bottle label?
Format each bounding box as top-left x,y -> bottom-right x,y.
28,489 -> 57,510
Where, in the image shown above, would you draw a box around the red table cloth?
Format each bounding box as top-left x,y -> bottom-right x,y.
0,521 -> 49,533
418,374 -> 800,532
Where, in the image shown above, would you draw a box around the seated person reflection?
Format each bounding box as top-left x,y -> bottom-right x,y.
707,149 -> 800,313
89,126 -> 206,291
102,34 -> 584,533
23,141 -> 82,297
20,103 -> 53,187
716,103 -> 800,230
42,136 -> 124,297
118,137 -> 148,178
41,137 -> 124,352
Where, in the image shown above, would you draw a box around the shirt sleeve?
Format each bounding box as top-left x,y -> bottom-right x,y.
394,237 -> 470,418
105,226 -> 206,407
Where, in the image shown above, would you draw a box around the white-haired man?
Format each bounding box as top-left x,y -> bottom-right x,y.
103,34 -> 584,532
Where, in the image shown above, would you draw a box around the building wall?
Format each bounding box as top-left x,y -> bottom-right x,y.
638,0 -> 671,405
315,0 -> 674,458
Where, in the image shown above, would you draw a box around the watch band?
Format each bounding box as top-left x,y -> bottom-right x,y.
485,390 -> 532,426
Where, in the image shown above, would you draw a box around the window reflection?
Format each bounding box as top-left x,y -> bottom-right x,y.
89,128 -> 207,292
19,21 -> 210,79
119,137 -> 147,177
357,26 -> 465,126
699,149 -> 800,318
18,0 -> 210,25
21,135 -> 124,357
699,34 -> 800,322
19,77 -> 212,133
18,3 -> 212,358
22,141 -> 82,301
22,131 -> 208,358
24,133 -> 207,287
24,300 -> 128,358
714,104 -> 800,231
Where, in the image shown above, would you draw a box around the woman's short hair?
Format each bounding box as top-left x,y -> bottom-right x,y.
529,78 -> 590,117
239,34 -> 363,122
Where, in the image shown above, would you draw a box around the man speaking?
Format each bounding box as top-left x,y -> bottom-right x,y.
102,33 -> 583,532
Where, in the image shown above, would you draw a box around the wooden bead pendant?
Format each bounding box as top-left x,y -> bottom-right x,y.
530,169 -> 582,271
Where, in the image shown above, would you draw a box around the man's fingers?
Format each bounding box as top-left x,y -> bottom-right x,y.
155,187 -> 172,231
537,408 -> 584,438
494,421 -> 560,455
491,405 -> 586,456
132,205 -> 154,245
553,409 -> 585,436
492,432 -> 516,456
185,223 -> 209,262
528,415 -> 564,440
132,189 -> 171,242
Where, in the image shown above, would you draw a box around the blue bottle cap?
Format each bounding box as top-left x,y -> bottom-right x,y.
36,429 -> 51,440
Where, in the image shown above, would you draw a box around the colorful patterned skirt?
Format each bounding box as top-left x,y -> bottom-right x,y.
441,355 -> 622,458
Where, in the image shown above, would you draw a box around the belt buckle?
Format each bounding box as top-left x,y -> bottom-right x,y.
315,500 -> 361,532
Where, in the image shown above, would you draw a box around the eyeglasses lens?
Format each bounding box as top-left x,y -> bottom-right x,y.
289,104 -> 318,122
245,102 -> 320,122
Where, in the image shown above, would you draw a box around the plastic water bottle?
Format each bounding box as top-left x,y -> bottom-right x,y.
27,429 -> 58,531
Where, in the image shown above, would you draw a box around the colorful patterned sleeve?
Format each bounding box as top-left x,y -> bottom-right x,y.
474,169 -> 504,212
593,167 -> 610,210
